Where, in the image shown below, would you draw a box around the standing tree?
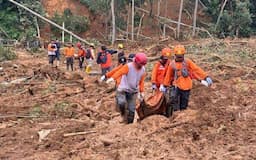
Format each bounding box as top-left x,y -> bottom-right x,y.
111,0 -> 116,44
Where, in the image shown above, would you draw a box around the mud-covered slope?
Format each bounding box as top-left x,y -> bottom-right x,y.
0,40 -> 255,159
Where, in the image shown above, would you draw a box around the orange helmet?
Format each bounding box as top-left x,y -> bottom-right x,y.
173,45 -> 186,55
161,47 -> 172,57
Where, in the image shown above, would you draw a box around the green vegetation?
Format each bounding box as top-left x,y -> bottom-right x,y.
0,46 -> 17,62
202,0 -> 255,37
50,8 -> 90,36
0,0 -> 44,40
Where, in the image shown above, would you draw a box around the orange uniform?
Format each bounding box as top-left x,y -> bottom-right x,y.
100,53 -> 112,68
47,43 -> 56,52
111,63 -> 146,93
151,60 -> 170,87
106,64 -> 124,86
78,48 -> 85,57
163,59 -> 207,90
64,47 -> 75,57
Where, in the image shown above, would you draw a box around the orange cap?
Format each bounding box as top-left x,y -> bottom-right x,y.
161,47 -> 172,57
173,45 -> 186,55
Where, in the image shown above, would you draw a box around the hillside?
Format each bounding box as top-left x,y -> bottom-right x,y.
40,0 -> 198,40
0,39 -> 255,159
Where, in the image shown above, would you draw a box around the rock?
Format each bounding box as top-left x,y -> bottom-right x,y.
12,64 -> 19,68
99,136 -> 115,146
38,129 -> 52,142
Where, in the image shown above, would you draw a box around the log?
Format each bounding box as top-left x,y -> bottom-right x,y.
63,131 -> 96,137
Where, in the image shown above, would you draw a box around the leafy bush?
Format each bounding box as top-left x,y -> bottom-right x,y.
80,0 -> 111,13
202,0 -> 253,37
0,46 -> 17,62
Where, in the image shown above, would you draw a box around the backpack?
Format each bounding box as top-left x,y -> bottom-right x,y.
85,49 -> 92,59
96,52 -> 108,64
171,59 -> 190,81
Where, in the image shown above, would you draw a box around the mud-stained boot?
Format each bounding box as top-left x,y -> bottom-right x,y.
56,61 -> 60,68
119,105 -> 125,116
165,105 -> 173,118
127,112 -> 135,124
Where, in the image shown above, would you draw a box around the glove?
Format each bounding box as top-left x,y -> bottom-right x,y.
137,92 -> 144,101
205,77 -> 213,86
152,84 -> 157,90
100,75 -> 106,82
159,84 -> 166,93
106,77 -> 115,84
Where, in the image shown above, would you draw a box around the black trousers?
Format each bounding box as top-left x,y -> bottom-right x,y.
66,57 -> 74,71
169,87 -> 190,111
78,57 -> 84,69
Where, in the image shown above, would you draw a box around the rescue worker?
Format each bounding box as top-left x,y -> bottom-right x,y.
54,39 -> 61,67
96,46 -> 117,75
117,43 -> 125,59
106,53 -> 147,124
77,42 -> 85,70
151,47 -> 172,90
64,43 -> 75,71
47,40 -> 57,67
100,56 -> 127,84
84,44 -> 95,73
127,53 -> 135,62
161,45 -> 213,111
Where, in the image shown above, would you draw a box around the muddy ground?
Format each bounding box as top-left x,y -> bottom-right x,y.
0,39 -> 256,160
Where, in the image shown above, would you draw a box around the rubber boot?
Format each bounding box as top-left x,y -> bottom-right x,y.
165,105 -> 173,117
119,105 -> 125,116
56,61 -> 60,68
127,112 -> 135,124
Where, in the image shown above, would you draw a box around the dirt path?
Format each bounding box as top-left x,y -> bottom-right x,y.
0,42 -> 255,159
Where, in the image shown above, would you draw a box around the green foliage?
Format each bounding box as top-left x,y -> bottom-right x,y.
51,9 -> 89,35
80,0 -> 111,13
203,0 -> 253,37
0,0 -> 45,40
0,46 -> 17,62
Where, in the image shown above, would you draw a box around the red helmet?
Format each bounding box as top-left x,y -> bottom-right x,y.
135,53 -> 147,65
76,42 -> 81,48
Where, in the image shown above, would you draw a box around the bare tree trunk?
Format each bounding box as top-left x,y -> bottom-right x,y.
137,13 -> 145,38
35,17 -> 40,38
163,0 -> 168,38
235,27 -> 239,38
131,0 -> 135,41
157,0 -> 161,16
157,0 -> 162,36
215,0 -> 228,31
111,0 -> 116,45
192,0 -> 199,37
177,0 -> 184,39
149,0 -> 153,17
62,22 -> 65,43
126,3 -> 131,41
